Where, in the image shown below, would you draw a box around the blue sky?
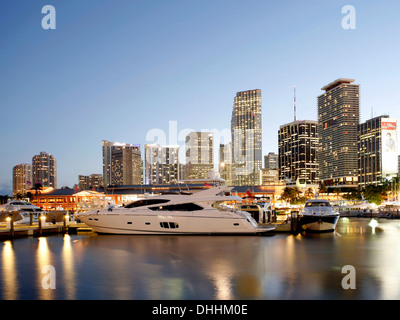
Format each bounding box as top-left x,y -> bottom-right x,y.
1,0 -> 399,194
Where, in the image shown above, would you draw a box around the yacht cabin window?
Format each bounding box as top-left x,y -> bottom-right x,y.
149,203 -> 204,211
125,199 -> 170,208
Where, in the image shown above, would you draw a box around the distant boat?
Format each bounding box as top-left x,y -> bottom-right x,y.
298,199 -> 339,232
0,200 -> 43,224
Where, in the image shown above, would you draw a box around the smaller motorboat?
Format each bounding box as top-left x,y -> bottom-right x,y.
298,199 -> 339,232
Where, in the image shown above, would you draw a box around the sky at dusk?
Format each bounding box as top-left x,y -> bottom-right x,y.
1,0 -> 400,195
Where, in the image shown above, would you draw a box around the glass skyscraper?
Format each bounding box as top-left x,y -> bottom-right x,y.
317,79 -> 360,186
278,120 -> 319,185
231,89 -> 262,186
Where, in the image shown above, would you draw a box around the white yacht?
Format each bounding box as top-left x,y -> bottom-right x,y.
0,200 -> 42,213
0,200 -> 43,224
298,199 -> 339,232
76,182 -> 275,235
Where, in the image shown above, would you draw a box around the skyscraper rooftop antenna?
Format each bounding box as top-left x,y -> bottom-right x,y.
294,86 -> 297,121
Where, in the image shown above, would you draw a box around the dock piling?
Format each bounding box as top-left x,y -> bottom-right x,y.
290,211 -> 298,234
7,213 -> 14,238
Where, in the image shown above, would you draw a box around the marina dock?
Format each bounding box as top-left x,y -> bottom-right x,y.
0,221 -> 91,239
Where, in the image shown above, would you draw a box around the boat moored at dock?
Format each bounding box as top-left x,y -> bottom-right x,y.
76,180 -> 275,235
298,199 -> 339,232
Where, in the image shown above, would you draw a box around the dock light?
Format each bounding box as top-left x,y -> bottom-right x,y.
369,219 -> 379,233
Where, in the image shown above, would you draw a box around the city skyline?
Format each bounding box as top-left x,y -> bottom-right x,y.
1,1 -> 400,194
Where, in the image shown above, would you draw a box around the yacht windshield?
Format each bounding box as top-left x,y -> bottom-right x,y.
125,199 -> 170,208
306,201 -> 330,207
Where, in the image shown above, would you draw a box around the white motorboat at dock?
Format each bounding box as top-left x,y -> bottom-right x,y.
76,180 -> 275,235
298,199 -> 340,232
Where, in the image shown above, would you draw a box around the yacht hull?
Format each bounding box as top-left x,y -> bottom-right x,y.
78,213 -> 274,235
298,215 -> 339,232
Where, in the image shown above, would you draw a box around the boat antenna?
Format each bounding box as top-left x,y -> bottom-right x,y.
294,85 -> 297,121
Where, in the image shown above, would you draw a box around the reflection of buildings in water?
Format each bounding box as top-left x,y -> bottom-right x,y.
1,240 -> 19,300
370,221 -> 400,299
207,260 -> 234,300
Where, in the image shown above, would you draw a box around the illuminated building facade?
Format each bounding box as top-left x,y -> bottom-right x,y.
78,174 -> 104,190
32,151 -> 57,188
102,140 -> 142,187
219,143 -> 233,185
111,145 -> 143,185
185,132 -> 214,179
13,163 -> 32,196
231,89 -> 262,186
358,115 -> 399,187
317,78 -> 360,186
145,144 -> 180,184
264,152 -> 278,169
278,120 -> 318,185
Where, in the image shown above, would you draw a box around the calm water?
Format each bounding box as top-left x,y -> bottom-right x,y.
1,218 -> 400,300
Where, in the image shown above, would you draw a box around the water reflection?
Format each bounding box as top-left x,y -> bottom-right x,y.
1,241 -> 19,300
36,237 -> 54,300
2,219 -> 400,299
62,234 -> 76,299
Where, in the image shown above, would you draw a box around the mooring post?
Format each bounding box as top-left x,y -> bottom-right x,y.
291,211 -> 298,233
8,213 -> 14,238
63,212 -> 69,233
38,212 -> 43,236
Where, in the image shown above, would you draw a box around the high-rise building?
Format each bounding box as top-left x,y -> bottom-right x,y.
278,120 -> 319,185
110,145 -> 143,185
32,151 -> 57,188
219,143 -> 233,185
358,115 -> 398,187
13,163 -> 32,196
231,89 -> 262,186
317,78 -> 360,186
78,174 -> 103,190
185,132 -> 214,179
259,168 -> 280,185
102,140 -> 142,187
264,152 -> 278,169
145,144 -> 179,184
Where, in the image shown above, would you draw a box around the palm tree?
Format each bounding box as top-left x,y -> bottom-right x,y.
281,187 -> 301,203
304,187 -> 314,199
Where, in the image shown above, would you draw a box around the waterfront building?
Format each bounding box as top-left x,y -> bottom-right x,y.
231,89 -> 262,186
317,78 -> 360,186
31,184 -> 285,213
219,143 -> 233,185
12,163 -> 32,197
32,151 -> 57,188
259,168 -> 280,186
358,115 -> 399,187
185,132 -> 214,179
78,174 -> 104,190
110,145 -> 143,185
278,120 -> 319,185
145,144 -> 179,184
103,140 -> 142,187
264,152 -> 278,169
